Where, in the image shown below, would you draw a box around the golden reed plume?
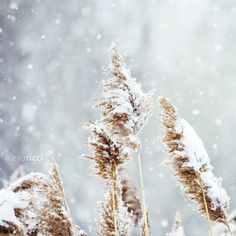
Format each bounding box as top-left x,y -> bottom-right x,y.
86,121 -> 130,179
86,43 -> 152,236
159,97 -> 231,235
98,181 -> 133,236
0,161 -> 86,236
97,42 -> 152,148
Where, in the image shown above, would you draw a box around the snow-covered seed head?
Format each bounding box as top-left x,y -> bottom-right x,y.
50,160 -> 67,202
87,43 -> 152,178
159,96 -> 229,224
98,181 -> 134,236
167,212 -> 186,236
86,121 -> 131,179
109,42 -> 127,81
0,170 -> 84,236
97,43 -> 152,149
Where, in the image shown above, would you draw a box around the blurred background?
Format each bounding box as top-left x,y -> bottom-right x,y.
0,0 -> 236,235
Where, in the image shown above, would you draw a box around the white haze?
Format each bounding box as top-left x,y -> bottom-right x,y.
0,0 -> 236,235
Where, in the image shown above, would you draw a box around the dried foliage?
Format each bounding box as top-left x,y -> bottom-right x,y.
0,164 -> 86,236
159,96 -> 229,224
87,43 -> 152,179
98,181 -> 134,236
1,44 -> 234,236
50,161 -> 88,236
0,222 -> 25,236
97,42 -> 152,148
98,182 -> 118,236
86,43 -> 149,235
86,121 -> 130,179
50,160 -> 67,204
120,170 -> 142,224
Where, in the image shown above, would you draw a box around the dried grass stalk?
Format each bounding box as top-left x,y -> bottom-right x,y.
50,160 -> 87,236
50,160 -> 67,202
140,211 -> 151,236
159,96 -> 229,224
87,43 -> 152,236
100,43 -> 152,236
98,181 -> 134,236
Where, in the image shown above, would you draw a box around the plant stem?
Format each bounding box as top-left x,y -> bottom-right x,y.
137,146 -> 149,236
225,218 -> 234,236
200,181 -> 213,236
111,172 -> 119,236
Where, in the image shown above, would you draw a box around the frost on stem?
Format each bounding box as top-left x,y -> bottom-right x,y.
98,181 -> 134,236
166,212 -> 186,236
97,42 -> 152,149
0,163 -> 86,236
140,211 -> 151,236
159,97 -> 229,224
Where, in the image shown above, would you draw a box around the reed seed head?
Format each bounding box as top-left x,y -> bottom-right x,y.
159,96 -> 229,224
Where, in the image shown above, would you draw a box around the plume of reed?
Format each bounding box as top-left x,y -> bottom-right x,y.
98,181 -> 134,236
140,211 -> 151,236
87,43 -> 152,236
97,42 -> 152,148
0,163 -> 85,236
86,121 -> 130,179
49,161 -> 87,236
50,160 -> 67,203
86,121 -> 131,234
120,169 -> 142,224
100,42 -> 152,236
167,212 -> 186,236
159,97 -> 229,226
87,43 -> 149,236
